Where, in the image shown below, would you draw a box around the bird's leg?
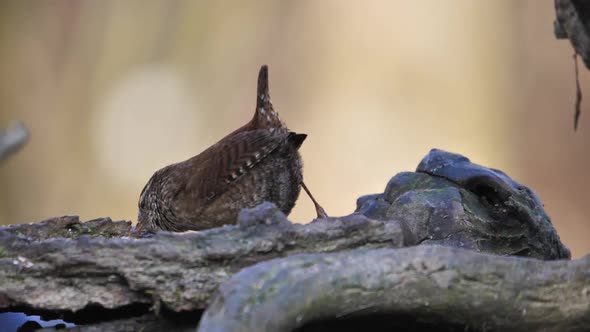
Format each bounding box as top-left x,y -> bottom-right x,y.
301,181 -> 328,219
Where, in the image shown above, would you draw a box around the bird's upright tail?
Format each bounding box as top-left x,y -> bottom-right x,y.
254,65 -> 285,130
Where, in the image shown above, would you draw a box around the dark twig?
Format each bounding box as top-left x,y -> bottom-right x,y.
574,53 -> 583,130
301,181 -> 328,218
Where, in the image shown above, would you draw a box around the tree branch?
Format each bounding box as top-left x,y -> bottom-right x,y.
198,246 -> 590,332
0,208 -> 407,314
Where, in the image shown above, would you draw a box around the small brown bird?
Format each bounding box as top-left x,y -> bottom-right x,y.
135,65 -> 326,233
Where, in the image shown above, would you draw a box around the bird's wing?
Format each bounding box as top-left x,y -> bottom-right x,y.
180,128 -> 290,207
137,128 -> 302,231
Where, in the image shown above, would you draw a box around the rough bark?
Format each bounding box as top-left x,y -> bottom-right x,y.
1,215 -> 132,240
0,207 -> 407,313
357,149 -> 570,260
198,246 -> 590,332
0,149 -> 576,331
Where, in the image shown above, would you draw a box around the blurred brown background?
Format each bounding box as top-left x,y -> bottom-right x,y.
0,1 -> 588,258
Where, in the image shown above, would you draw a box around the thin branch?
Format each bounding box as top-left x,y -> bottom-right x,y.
574,52 -> 583,130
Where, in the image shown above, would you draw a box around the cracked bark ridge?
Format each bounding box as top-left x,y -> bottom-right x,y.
357,149 -> 570,260
555,0 -> 590,69
0,204 -> 407,314
197,246 -> 590,332
2,216 -> 132,240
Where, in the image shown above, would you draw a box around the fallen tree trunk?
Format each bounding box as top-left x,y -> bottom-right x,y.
0,149 -> 577,331
0,207 -> 407,313
198,246 -> 590,332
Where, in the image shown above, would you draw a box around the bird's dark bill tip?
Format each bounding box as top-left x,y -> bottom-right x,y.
289,132 -> 307,148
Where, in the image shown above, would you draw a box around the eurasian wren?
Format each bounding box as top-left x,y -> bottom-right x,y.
135,65 -> 326,233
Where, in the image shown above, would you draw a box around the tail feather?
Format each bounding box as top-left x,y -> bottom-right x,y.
254,65 -> 284,129
257,65 -> 270,107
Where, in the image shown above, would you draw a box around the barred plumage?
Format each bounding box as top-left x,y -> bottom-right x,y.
135,65 -> 323,234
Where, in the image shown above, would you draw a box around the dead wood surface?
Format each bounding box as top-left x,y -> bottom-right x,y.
0,149 -> 577,331
198,246 -> 590,332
